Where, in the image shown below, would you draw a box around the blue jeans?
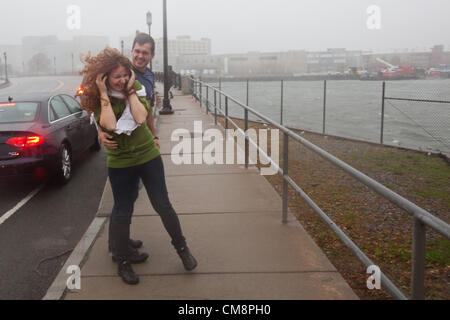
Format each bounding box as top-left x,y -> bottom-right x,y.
108,156 -> 187,261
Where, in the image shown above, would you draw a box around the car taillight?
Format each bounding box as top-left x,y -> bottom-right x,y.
6,135 -> 45,148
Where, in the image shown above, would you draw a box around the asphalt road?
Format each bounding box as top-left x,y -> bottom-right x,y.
0,76 -> 108,300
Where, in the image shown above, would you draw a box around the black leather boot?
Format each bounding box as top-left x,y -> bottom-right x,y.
118,260 -> 139,285
177,246 -> 197,271
112,249 -> 149,264
129,239 -> 143,249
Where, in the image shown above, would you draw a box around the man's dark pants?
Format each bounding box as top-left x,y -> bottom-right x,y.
108,156 -> 187,261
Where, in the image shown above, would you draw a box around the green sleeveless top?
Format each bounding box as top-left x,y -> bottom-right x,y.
94,81 -> 160,168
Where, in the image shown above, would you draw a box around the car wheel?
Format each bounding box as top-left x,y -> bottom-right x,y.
90,136 -> 101,152
55,143 -> 72,185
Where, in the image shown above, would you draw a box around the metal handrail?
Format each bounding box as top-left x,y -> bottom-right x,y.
191,78 -> 450,300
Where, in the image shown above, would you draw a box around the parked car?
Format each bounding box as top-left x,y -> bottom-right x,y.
0,93 -> 100,184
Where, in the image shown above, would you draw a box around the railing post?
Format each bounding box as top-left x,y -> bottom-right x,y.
200,80 -> 202,108
411,218 -> 426,300
225,96 -> 229,132
245,108 -> 249,169
280,80 -> 284,125
282,133 -> 289,223
246,79 -> 249,106
381,81 -> 386,145
245,79 -> 249,169
214,89 -> 217,125
206,85 -> 209,114
323,80 -> 327,135
219,78 -> 222,110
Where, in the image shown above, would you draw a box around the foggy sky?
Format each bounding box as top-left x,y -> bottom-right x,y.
1,0 -> 449,54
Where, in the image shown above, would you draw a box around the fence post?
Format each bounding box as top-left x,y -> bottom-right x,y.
219,78 -> 222,110
206,85 -> 209,115
245,79 -> 249,169
282,133 -> 289,224
225,96 -> 229,136
246,79 -> 249,106
411,218 -> 426,300
381,81 -> 386,144
200,79 -> 202,108
323,80 -> 327,135
281,80 -> 284,125
214,89 -> 217,125
245,108 -> 249,169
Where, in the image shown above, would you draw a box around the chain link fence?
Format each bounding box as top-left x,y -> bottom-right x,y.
199,79 -> 450,154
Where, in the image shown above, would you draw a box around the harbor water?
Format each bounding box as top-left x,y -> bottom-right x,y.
204,79 -> 450,154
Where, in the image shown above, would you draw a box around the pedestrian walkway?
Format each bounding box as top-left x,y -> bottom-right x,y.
60,90 -> 358,300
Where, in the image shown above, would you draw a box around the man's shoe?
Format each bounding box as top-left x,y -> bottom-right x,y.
112,250 -> 149,264
177,246 -> 197,271
118,261 -> 139,285
130,239 -> 143,249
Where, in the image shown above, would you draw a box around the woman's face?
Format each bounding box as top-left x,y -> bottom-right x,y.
107,65 -> 130,92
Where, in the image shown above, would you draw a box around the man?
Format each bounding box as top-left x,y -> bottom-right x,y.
97,34 -> 197,278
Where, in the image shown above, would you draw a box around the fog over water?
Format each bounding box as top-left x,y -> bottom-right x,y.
1,0 -> 449,53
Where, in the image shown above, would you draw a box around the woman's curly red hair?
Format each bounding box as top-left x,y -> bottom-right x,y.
77,47 -> 132,113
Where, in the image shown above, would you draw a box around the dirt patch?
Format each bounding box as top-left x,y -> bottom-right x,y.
217,116 -> 450,300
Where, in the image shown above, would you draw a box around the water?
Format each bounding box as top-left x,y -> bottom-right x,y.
202,79 -> 450,153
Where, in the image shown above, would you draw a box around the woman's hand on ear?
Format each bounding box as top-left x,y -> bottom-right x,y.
127,69 -> 136,94
96,73 -> 108,95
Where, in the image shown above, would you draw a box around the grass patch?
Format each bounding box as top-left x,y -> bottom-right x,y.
426,238 -> 450,266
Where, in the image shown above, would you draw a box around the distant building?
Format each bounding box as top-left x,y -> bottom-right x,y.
177,50 -> 308,76
307,48 -> 365,73
153,36 -> 212,72
362,45 -> 450,72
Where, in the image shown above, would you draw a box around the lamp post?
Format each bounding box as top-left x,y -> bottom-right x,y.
160,0 -> 174,115
54,57 -> 56,75
3,52 -> 8,83
121,40 -> 124,55
146,11 -> 153,71
71,53 -> 74,74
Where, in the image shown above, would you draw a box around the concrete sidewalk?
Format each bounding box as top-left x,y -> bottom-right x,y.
58,91 -> 358,300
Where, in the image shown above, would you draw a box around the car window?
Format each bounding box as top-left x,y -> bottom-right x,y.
50,96 -> 71,120
0,102 -> 39,123
49,107 -> 57,122
61,95 -> 82,114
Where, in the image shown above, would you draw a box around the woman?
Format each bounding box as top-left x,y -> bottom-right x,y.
78,47 -> 197,285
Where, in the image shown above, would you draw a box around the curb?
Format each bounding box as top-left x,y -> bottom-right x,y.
42,181 -> 110,300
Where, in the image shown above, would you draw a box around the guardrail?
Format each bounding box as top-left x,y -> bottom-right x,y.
191,77 -> 450,300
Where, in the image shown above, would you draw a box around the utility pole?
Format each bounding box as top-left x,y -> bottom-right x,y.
3,52 -> 9,82
160,0 -> 174,115
146,11 -> 153,71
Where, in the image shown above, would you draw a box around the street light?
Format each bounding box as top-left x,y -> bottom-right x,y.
160,0 -> 174,115
3,52 -> 8,83
146,11 -> 153,71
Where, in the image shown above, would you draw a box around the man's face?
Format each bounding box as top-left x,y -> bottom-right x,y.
131,42 -> 154,71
